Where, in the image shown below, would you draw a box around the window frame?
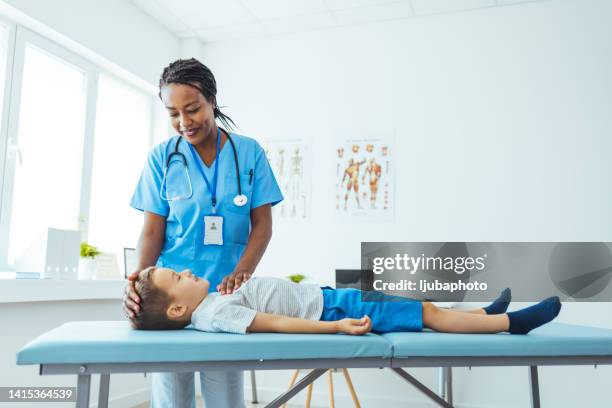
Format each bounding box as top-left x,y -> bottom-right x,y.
0,15 -> 16,270
0,24 -> 159,271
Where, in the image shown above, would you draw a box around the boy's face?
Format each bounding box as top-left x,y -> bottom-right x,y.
151,268 -> 209,318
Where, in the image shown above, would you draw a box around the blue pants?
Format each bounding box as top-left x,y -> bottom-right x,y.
151,370 -> 244,408
320,288 -> 423,333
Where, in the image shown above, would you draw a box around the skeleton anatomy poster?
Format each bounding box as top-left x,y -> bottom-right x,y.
263,139 -> 310,220
334,137 -> 394,219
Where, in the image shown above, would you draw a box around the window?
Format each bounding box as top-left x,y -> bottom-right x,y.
7,44 -> 88,265
87,74 -> 153,270
0,26 -> 158,276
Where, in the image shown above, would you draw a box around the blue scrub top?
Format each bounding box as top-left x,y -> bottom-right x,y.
130,132 -> 283,290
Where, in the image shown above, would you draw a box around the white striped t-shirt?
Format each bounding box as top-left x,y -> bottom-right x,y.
190,277 -> 324,334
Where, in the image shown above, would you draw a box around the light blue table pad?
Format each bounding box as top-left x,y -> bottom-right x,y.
17,322 -> 612,366
384,323 -> 612,358
16,321 -> 392,365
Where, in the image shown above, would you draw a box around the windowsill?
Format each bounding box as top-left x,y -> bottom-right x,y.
0,275 -> 125,303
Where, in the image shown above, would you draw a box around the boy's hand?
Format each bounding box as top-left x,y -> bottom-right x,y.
338,316 -> 372,335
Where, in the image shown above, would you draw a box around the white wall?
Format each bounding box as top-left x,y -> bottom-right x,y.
0,300 -> 151,408
203,0 -> 612,282
199,0 -> 612,406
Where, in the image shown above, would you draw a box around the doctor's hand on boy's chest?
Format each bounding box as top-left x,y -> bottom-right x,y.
217,269 -> 252,294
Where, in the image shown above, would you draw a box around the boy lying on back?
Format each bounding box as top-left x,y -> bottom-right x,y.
129,266 -> 561,336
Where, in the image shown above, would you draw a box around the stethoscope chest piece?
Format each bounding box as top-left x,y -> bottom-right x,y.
233,194 -> 248,207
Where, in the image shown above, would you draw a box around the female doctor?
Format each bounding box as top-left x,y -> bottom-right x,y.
122,58 -> 283,408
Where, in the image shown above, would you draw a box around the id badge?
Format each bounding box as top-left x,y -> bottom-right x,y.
204,215 -> 223,245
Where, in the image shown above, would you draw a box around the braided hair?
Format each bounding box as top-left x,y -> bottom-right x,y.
159,58 -> 236,130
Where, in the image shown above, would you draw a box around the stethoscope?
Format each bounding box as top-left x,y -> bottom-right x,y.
160,128 -> 248,207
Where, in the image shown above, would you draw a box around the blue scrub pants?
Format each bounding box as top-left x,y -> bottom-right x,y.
151,370 -> 244,408
320,288 -> 423,332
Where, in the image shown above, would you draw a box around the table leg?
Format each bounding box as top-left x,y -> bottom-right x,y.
438,367 -> 446,399
266,370 -> 326,408
250,370 -> 258,403
76,374 -> 91,408
529,366 -> 541,408
446,367 -> 453,405
98,374 -> 110,408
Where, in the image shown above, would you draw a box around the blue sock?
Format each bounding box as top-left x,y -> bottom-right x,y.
507,296 -> 561,334
483,288 -> 511,315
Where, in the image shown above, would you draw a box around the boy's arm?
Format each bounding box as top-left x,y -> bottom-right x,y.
247,312 -> 372,335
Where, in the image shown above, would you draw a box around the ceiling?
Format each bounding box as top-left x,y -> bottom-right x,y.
131,0 -> 547,43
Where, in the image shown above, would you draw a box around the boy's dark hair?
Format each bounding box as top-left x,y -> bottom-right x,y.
130,267 -> 189,330
158,57 -> 236,131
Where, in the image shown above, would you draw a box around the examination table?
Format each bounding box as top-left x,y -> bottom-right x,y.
16,321 -> 612,408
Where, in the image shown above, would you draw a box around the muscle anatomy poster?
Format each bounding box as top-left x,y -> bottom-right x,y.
334,138 -> 394,219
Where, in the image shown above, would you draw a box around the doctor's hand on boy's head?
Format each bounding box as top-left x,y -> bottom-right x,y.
217,270 -> 252,295
338,316 -> 372,336
122,270 -> 142,319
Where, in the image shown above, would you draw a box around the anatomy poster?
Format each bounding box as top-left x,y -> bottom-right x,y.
334,138 -> 394,218
263,140 -> 310,220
